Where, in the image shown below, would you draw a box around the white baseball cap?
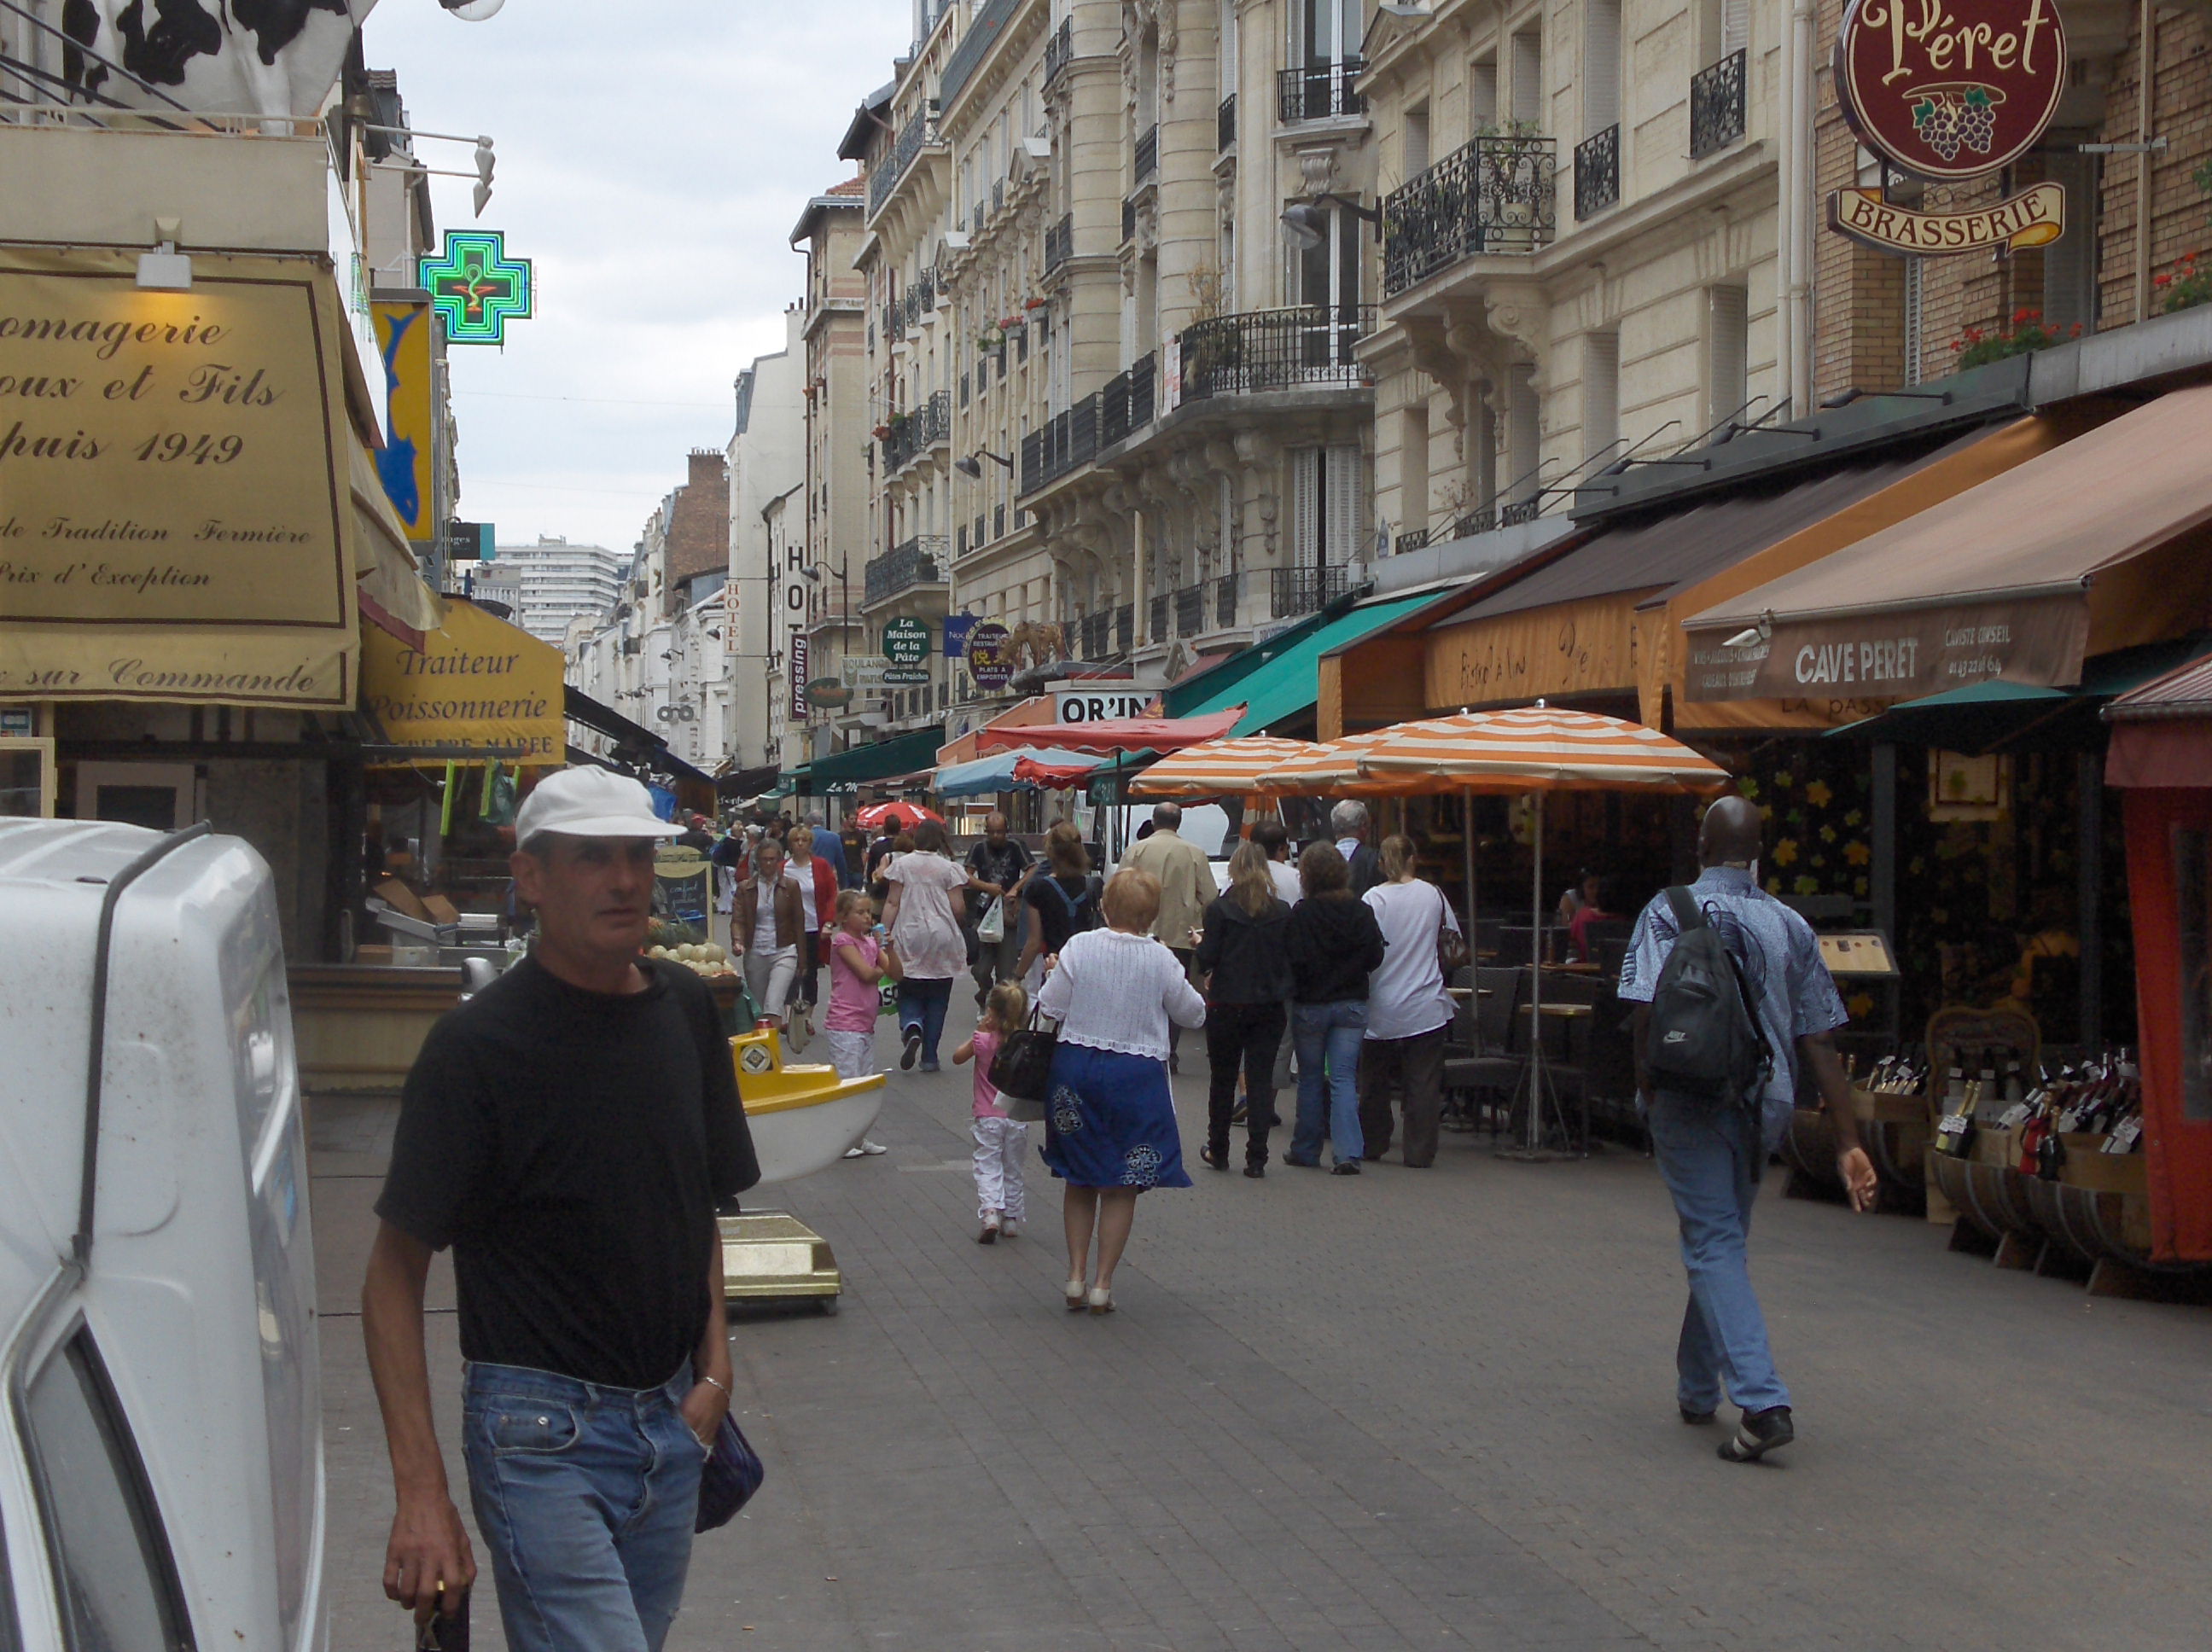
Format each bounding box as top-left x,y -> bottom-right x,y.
515,766 -> 682,844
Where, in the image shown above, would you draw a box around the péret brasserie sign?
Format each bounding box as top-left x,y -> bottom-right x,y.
1829,0 -> 2068,257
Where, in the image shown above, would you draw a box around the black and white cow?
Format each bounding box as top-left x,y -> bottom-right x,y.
58,0 -> 375,117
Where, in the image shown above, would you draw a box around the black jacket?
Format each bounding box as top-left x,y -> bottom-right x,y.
1285,893 -> 1387,1003
1347,841 -> 1383,896
1194,893 -> 1293,1004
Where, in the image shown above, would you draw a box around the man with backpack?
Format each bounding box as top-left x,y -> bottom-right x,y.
1618,795 -> 1877,1464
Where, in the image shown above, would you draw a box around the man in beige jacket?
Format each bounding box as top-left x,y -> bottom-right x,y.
1119,801 -> 1215,1070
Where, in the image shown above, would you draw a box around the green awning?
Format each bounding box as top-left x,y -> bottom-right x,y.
805,724 -> 946,787
1829,638 -> 2211,752
1171,593 -> 1442,735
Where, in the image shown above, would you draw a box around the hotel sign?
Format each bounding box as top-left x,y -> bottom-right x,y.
1829,0 -> 2066,256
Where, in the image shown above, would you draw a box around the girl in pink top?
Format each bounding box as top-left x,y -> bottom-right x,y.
825,891 -> 900,1157
954,981 -> 1027,1243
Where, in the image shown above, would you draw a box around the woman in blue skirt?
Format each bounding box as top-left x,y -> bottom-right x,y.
1035,867 -> 1207,1313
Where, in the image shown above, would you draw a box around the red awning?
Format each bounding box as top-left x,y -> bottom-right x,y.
1013,755 -> 1109,788
977,707 -> 1244,755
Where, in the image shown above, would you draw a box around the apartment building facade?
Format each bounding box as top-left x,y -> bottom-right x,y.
493,536 -> 631,644
725,317 -> 808,770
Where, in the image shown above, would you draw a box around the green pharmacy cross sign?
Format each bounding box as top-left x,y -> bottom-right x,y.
420,230 -> 533,346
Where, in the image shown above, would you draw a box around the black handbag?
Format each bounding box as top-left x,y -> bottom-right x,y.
989,1007 -> 1059,1120
696,1412 -> 765,1533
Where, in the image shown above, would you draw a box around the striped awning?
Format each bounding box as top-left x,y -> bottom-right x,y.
1358,704 -> 1731,794
1126,736 -> 1318,797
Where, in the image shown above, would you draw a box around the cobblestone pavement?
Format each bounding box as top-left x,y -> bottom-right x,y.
313,1003 -> 2212,1651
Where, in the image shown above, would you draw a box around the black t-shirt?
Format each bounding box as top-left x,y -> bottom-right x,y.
966,837 -> 1031,891
375,956 -> 759,1389
1025,872 -> 1102,953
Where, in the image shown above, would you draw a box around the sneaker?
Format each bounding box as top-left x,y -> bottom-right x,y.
1330,1160 -> 1361,1176
1000,1219 -> 1018,1238
855,1138 -> 888,1155
900,1027 -> 922,1069
842,1146 -> 865,1159
978,1214 -> 1000,1244
1283,1155 -> 1321,1170
1679,1404 -> 1718,1426
1243,1164 -> 1265,1179
1230,1100 -> 1249,1126
1717,1405 -> 1794,1462
918,1060 -> 940,1074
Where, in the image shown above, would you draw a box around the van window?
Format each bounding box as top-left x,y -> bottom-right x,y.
21,1329 -> 189,1650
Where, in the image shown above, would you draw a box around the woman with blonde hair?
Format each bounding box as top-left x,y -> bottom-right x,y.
1036,866 -> 1206,1312
1193,841 -> 1294,1175
1359,833 -> 1462,1168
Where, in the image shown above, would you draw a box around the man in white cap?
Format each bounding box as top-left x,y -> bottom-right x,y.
364,766 -> 759,1651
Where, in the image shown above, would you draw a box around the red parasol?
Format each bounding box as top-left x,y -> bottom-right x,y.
855,800 -> 944,831
975,707 -> 1243,755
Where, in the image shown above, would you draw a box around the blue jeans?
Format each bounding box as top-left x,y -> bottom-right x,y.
1290,1000 -> 1367,1166
1645,1094 -> 1790,1414
462,1360 -> 703,1652
899,975 -> 953,1064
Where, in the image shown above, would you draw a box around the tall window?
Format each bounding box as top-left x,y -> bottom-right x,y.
1470,55 -> 1499,131
1301,0 -> 1363,65
1505,363 -> 1541,501
1297,204 -> 1362,314
1289,445 -> 1366,566
1405,102 -> 1431,178
1401,402 -> 1431,538
1582,331 -> 1620,462
1706,284 -> 1749,428
1583,0 -> 1621,140
1511,28 -> 1544,127
2041,149 -> 2099,333
1697,0 -> 1749,61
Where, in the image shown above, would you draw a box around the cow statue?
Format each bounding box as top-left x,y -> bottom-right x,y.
58,0 -> 380,119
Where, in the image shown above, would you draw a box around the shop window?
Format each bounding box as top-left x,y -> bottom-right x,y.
2177,826 -> 2211,1121
24,1328 -> 191,1650
0,736 -> 55,817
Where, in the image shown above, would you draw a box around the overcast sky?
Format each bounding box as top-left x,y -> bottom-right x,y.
362,0 -> 910,554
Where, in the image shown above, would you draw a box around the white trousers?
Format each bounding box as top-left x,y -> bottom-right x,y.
742,946 -> 797,1022
826,1029 -> 875,1080
972,1115 -> 1028,1222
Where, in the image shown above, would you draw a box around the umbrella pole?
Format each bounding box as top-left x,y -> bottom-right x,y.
1501,791 -> 1563,1161
1460,788 -> 1477,939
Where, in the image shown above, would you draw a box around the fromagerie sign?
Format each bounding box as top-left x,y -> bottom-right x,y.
0,251 -> 356,707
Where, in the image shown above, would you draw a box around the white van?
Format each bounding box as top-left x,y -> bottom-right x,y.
0,820 -> 323,1652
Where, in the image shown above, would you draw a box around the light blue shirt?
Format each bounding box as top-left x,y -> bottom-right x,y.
1616,865 -> 1847,1131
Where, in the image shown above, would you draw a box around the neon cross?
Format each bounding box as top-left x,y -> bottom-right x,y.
418,230 -> 533,346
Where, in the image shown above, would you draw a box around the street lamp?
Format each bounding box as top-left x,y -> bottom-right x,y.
1281,193 -> 1382,247
954,450 -> 1015,480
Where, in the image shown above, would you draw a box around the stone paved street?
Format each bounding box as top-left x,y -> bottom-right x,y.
313,1004 -> 2212,1651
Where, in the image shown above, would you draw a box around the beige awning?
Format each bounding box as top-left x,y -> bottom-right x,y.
350,440 -> 443,648
1685,386 -> 2212,701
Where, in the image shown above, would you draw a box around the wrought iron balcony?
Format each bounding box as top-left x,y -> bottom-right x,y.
1179,305 -> 1375,400
1115,602 -> 1134,654
1045,213 -> 1073,271
867,113 -> 938,218
880,391 -> 950,472
1149,593 -> 1170,641
1045,17 -> 1073,85
1214,572 -> 1241,630
1271,563 -> 1354,619
1690,49 -> 1747,160
1381,135 -> 1557,297
1019,393 -> 1101,494
1218,93 -> 1237,151
1099,352 -> 1156,446
1575,124 -> 1620,219
1278,61 -> 1365,123
1080,610 -> 1111,658
1134,122 -> 1158,183
864,534 -> 948,607
1174,584 -> 1205,637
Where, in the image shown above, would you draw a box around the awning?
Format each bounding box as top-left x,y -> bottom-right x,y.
978,708 -> 1243,754
564,685 -> 718,786
351,439 -> 442,650
1173,595 -> 1444,734
718,762 -> 782,797
360,596 -> 565,766
2107,652 -> 2212,788
1686,387 -> 2212,701
934,695 -> 1058,766
806,724 -> 947,788
1827,638 -> 2210,753
934,745 -> 1107,798
1417,421 -> 2044,719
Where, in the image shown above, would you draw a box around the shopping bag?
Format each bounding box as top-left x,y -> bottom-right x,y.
975,895 -> 1005,944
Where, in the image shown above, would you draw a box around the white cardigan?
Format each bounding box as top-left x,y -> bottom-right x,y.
1036,928 -> 1206,1060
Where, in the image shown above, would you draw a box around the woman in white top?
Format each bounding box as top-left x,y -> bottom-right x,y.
878,818 -> 981,1073
1036,867 -> 1207,1314
1358,834 -> 1463,1168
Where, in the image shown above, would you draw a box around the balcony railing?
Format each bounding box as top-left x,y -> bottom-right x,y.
880,390 -> 950,472
1218,93 -> 1237,151
1134,122 -> 1158,183
1174,584 -> 1205,637
1278,60 -> 1365,122
864,534 -> 948,607
1575,124 -> 1621,219
1381,135 -> 1558,297
1215,571 -> 1241,629
1099,351 -> 1156,446
1115,602 -> 1135,653
1045,213 -> 1073,272
1020,393 -> 1101,494
1045,17 -> 1074,85
1179,305 -> 1376,400
1150,593 -> 1170,641
1272,564 -> 1354,619
899,270 -> 937,332
1080,610 -> 1111,658
867,113 -> 938,218
1690,49 -> 1748,160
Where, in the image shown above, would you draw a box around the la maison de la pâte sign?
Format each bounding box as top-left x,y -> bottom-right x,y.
1829,0 -> 2069,257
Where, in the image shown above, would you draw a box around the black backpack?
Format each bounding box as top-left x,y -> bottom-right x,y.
1644,887 -> 1770,1107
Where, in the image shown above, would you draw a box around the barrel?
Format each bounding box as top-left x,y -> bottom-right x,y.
1784,1102 -> 1928,1200
1929,1150 -> 2039,1243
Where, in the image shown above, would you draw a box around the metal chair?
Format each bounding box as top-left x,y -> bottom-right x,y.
1442,966 -> 1527,1137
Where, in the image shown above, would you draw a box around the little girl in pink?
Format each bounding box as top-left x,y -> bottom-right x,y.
825,889 -> 899,1157
954,981 -> 1027,1243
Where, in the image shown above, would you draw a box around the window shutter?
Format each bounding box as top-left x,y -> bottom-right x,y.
1324,445 -> 1365,563
1707,286 -> 1749,427
1511,30 -> 1544,127
1290,447 -> 1322,564
1720,0 -> 1749,55
1583,0 -> 1620,137
1582,331 -> 1620,461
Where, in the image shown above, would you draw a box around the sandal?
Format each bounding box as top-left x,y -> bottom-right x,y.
1064,1278 -> 1088,1312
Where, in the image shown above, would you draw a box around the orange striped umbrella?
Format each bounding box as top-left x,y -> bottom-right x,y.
1358,704 -> 1729,794
1126,736 -> 1318,798
1257,716 -> 1493,795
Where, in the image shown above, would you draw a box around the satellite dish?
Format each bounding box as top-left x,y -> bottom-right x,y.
442,0 -> 507,19
1280,201 -> 1327,250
